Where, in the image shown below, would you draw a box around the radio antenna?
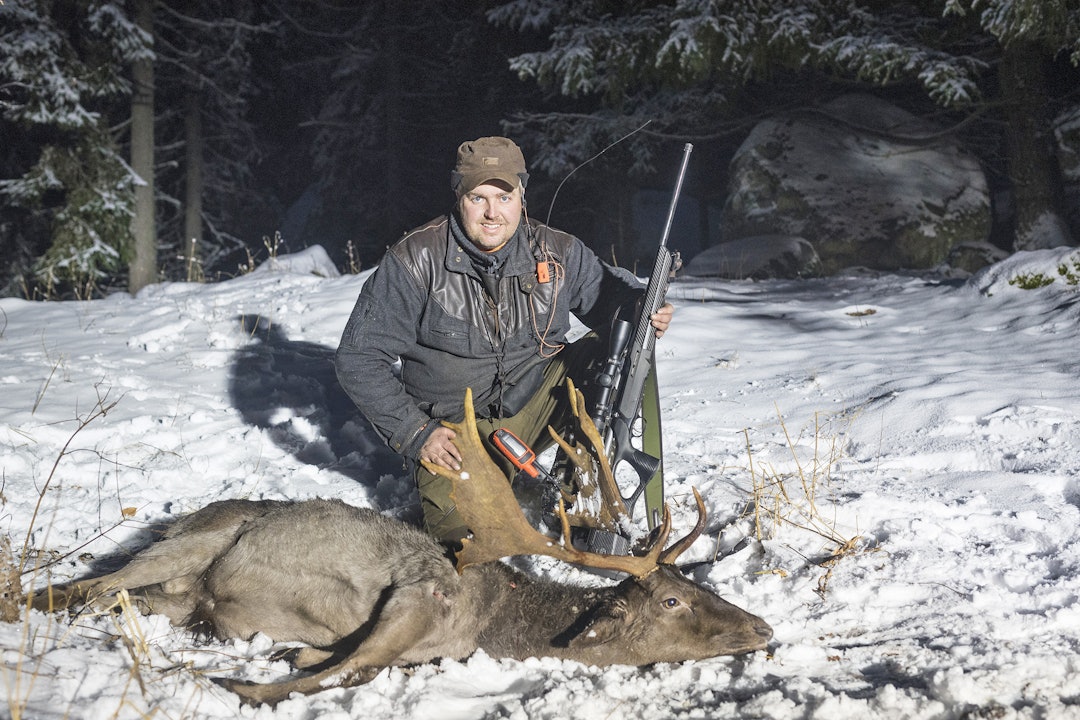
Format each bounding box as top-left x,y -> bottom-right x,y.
544,119 -> 653,227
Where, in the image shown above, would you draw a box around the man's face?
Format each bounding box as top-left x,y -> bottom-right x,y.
457,181 -> 522,251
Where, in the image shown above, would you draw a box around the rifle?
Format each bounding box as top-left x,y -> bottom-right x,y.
591,142 -> 693,529
492,143 -> 693,553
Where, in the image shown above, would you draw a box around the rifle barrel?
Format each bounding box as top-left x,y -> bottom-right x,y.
657,143 -> 694,250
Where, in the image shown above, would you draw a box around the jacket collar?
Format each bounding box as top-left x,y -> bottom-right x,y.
445,212 -> 537,277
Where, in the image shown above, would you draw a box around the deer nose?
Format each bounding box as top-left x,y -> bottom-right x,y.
750,617 -> 773,648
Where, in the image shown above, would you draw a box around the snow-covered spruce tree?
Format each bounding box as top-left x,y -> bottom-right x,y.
490,0 -> 1080,252
0,0 -> 149,297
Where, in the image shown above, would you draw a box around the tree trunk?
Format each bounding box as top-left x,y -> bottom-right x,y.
128,0 -> 157,293
999,40 -> 1075,251
184,90 -> 204,281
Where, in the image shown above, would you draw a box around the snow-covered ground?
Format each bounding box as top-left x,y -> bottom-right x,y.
3,245 -> 1080,719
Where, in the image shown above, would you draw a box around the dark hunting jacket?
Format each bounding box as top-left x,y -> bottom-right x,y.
335,212 -> 642,460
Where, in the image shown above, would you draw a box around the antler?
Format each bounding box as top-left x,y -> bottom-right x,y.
548,378 -> 705,563
545,378 -> 628,530
658,487 -> 706,565
423,388 -> 675,577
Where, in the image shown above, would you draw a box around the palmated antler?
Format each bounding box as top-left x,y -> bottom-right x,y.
422,388 -> 705,577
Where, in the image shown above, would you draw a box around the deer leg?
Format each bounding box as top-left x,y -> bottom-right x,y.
285,646 -> 336,670
29,567 -> 156,613
29,559 -> 207,622
219,586 -> 443,707
31,501 -> 274,614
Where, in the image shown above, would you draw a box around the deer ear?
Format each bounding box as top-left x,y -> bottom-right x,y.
567,599 -> 632,648
568,616 -> 623,648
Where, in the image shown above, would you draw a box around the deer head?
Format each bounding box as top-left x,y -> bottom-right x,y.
422,381 -> 705,577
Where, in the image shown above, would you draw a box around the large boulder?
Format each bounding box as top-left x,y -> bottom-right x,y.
1054,104 -> 1080,242
722,94 -> 992,274
682,235 -> 820,279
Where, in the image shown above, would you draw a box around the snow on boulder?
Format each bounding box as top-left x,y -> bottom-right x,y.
251,244 -> 340,277
968,246 -> 1080,296
722,94 -> 991,273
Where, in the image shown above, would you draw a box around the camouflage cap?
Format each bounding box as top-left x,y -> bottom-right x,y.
451,136 -> 529,197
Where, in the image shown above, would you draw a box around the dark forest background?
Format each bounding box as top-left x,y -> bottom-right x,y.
2,0 -> 1078,298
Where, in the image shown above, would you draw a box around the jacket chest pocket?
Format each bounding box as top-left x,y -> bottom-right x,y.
417,308 -> 475,356
520,273 -> 569,340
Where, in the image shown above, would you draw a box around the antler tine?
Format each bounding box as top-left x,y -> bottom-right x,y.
549,378 -> 629,520
657,487 -> 707,565
422,388 -> 670,578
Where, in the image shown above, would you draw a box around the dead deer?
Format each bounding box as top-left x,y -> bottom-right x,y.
29,384 -> 772,707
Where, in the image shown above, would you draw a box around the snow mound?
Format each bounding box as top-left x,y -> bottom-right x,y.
251,244 -> 341,277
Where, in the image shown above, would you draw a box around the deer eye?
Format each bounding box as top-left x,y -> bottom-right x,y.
661,597 -> 680,609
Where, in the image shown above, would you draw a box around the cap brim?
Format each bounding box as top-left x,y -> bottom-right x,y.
457,172 -> 521,196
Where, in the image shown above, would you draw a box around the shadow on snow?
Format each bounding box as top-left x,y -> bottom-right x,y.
227,314 -> 416,517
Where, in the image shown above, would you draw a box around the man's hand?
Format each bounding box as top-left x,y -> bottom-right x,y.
650,302 -> 674,338
420,426 -> 462,471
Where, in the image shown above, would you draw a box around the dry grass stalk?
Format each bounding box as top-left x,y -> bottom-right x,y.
9,387 -> 208,717
113,589 -> 152,698
21,386 -> 120,576
1,535 -> 19,624
741,408 -> 864,598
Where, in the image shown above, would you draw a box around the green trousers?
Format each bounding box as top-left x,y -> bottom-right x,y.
416,335 -> 601,542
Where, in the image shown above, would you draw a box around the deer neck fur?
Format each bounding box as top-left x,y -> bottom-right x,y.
456,561 -> 622,663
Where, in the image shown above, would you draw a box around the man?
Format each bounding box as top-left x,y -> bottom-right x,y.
336,136 -> 673,543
